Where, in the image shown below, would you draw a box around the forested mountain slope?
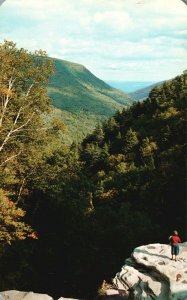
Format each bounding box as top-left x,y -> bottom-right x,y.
16,72 -> 185,299
48,58 -> 133,142
80,72 -> 186,238
129,80 -> 164,100
82,74 -> 187,234
1,41 -> 186,299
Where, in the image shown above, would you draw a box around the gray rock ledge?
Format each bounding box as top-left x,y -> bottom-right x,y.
112,242 -> 187,300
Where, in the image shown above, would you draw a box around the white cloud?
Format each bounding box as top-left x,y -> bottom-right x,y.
93,11 -> 133,32
141,0 -> 186,15
0,0 -> 187,81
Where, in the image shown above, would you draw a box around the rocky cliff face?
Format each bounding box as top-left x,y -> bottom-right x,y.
112,242 -> 187,300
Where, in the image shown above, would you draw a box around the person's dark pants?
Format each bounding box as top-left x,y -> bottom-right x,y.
171,244 -> 179,255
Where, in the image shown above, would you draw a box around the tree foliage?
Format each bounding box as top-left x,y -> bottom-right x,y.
0,189 -> 37,246
0,41 -> 57,245
0,40 -> 53,168
0,42 -> 186,299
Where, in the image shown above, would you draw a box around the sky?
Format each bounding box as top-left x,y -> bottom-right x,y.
0,0 -> 187,82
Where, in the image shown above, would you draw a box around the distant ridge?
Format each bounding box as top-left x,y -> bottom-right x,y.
129,81 -> 164,100
107,81 -> 155,93
48,58 -> 133,142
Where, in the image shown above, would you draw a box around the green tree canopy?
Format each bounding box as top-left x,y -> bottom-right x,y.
0,40 -> 58,244
0,40 -> 54,168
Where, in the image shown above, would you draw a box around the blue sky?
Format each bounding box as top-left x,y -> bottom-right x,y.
0,0 -> 187,82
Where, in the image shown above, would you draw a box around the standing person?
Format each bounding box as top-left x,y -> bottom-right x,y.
169,230 -> 181,261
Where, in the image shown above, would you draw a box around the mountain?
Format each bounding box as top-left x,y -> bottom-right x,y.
48,58 -> 133,143
107,81 -> 155,93
129,81 -> 164,100
80,72 -> 186,243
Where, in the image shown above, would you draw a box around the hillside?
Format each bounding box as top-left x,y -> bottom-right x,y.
1,41 -> 186,300
80,72 -> 186,240
48,58 -> 133,142
129,80 -> 164,100
38,72 -> 185,298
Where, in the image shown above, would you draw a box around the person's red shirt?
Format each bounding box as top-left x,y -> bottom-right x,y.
170,235 -> 181,245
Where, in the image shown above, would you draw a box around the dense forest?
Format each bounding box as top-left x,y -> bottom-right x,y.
0,41 -> 186,299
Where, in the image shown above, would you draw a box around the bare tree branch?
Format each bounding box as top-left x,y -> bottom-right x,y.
0,112 -> 35,152
0,77 -> 16,127
16,177 -> 26,204
0,151 -> 21,167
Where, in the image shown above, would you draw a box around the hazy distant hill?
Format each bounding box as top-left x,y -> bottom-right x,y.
107,81 -> 155,93
48,58 -> 133,142
129,81 -> 164,100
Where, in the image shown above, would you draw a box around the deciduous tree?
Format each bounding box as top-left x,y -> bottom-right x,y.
0,189 -> 36,247
0,40 -> 54,168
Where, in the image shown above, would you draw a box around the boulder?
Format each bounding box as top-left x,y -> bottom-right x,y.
0,290 -> 53,300
0,291 -> 82,300
112,242 -> 187,300
58,298 -> 80,300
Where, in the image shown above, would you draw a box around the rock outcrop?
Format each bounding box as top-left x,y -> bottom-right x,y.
0,291 -> 81,300
112,242 -> 187,300
0,291 -> 53,300
0,291 -> 82,300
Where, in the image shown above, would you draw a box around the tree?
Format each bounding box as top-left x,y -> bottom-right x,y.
123,128 -> 139,153
0,40 -> 54,168
0,41 -> 56,243
140,137 -> 157,168
0,189 -> 36,247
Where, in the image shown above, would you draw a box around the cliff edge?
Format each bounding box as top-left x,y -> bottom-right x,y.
112,242 -> 187,299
